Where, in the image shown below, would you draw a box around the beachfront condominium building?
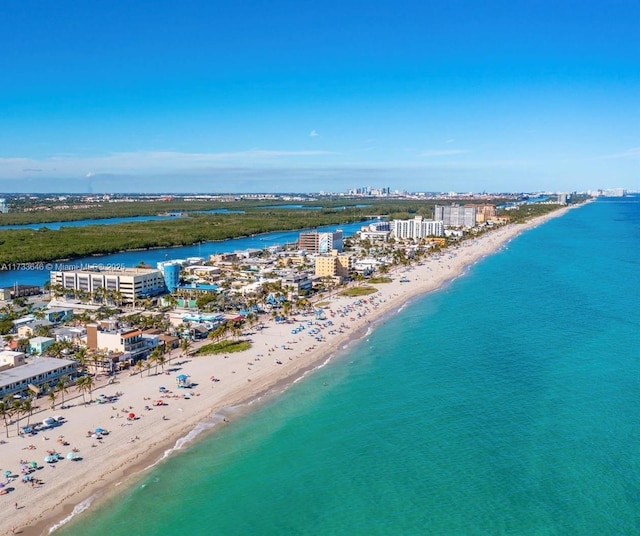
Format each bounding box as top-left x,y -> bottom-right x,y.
298,230 -> 343,253
315,251 -> 353,281
0,198 -> 7,213
474,204 -> 497,224
391,216 -> 444,240
50,267 -> 166,304
434,204 -> 477,228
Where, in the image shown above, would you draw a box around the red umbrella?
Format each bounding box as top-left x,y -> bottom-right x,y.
128,413 -> 135,420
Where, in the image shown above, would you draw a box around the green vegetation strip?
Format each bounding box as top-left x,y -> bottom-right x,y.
339,286 -> 378,297
0,211 -> 370,264
195,340 -> 251,355
368,277 -> 393,284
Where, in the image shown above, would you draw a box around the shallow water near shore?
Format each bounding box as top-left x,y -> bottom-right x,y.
57,198 -> 640,535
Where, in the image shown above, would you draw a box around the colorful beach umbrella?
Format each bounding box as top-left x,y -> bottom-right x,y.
29,462 -> 38,468
3,470 -> 11,477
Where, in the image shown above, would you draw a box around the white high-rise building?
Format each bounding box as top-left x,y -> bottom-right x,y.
391,216 -> 444,239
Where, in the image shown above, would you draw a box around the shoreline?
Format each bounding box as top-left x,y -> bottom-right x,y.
0,204 -> 584,536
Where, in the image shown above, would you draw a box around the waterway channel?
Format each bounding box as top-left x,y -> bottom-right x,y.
0,219 -> 377,288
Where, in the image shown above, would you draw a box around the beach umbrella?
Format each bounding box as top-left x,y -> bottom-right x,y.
128,413 -> 135,419
66,452 -> 76,460
44,456 -> 53,463
29,462 -> 38,469
95,427 -> 104,434
22,475 -> 31,482
3,470 -> 11,477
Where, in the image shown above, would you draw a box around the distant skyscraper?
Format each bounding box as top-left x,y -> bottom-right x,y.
0,198 -> 7,213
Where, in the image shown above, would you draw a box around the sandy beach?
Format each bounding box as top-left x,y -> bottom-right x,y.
0,205 -> 581,536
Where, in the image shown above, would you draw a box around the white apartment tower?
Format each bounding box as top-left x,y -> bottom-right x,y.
391,216 -> 444,239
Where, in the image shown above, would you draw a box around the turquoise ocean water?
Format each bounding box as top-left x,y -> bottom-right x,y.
58,198 -> 639,535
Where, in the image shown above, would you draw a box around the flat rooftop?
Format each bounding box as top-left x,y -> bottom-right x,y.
0,357 -> 77,390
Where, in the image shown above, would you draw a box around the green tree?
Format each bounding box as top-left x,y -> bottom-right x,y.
55,375 -> 70,407
0,396 -> 12,438
76,376 -> 89,404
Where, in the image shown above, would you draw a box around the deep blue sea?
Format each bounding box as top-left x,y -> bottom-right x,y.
57,198 -> 639,535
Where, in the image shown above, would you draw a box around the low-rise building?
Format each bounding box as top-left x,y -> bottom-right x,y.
29,336 -> 55,355
17,320 -> 52,339
282,272 -> 313,295
0,284 -> 42,300
0,350 -> 27,372
0,356 -> 78,398
52,326 -> 87,344
86,324 -> 147,361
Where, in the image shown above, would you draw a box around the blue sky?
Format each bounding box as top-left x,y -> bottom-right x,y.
0,0 -> 638,193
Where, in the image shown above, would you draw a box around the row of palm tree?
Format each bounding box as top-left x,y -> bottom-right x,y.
0,371 -> 95,438
0,395 -> 34,438
132,345 -> 168,378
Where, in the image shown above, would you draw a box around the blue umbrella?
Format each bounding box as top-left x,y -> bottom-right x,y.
95,428 -> 104,434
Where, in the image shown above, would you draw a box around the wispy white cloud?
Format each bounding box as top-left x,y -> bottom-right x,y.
419,149 -> 469,157
0,149 -> 338,178
596,146 -> 640,159
309,130 -> 319,137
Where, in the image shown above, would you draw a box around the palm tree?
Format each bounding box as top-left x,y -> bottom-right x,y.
0,396 -> 12,438
12,397 -> 25,435
74,347 -> 88,373
22,397 -> 34,427
156,352 -> 167,374
75,377 -> 89,404
55,375 -> 69,408
147,351 -> 157,375
47,390 -> 58,410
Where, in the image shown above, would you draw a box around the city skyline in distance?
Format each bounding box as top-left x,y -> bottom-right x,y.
0,0 -> 638,194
